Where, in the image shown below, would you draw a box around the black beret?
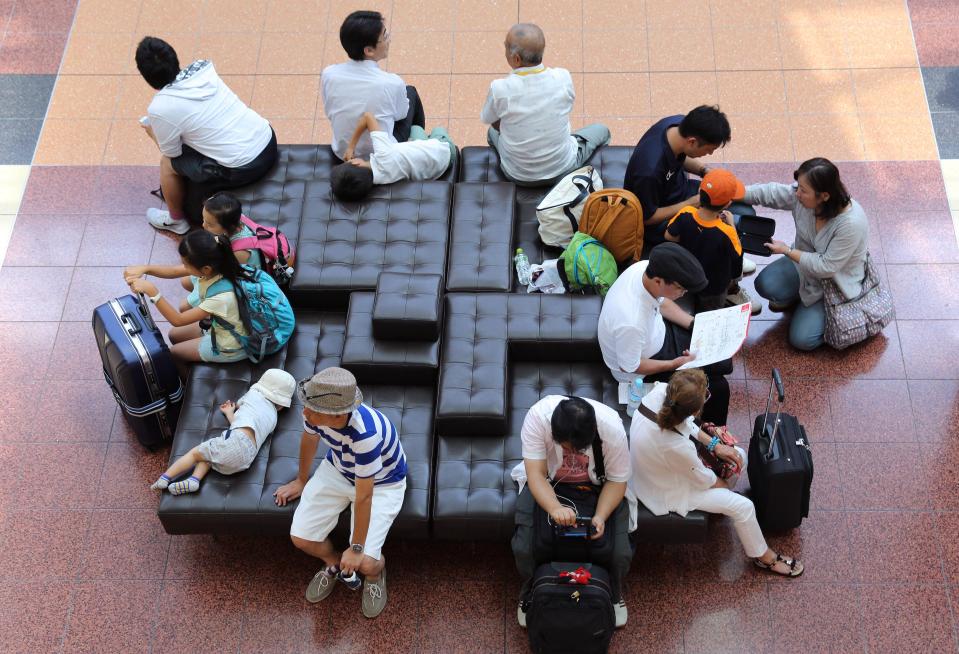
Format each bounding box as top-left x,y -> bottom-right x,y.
645,242 -> 708,293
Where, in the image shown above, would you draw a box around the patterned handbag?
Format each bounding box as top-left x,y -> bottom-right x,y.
694,423 -> 740,480
821,253 -> 895,350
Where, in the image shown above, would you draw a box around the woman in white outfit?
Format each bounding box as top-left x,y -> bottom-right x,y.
629,369 -> 804,577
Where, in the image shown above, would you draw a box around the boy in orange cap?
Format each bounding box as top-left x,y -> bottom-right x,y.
665,169 -> 760,314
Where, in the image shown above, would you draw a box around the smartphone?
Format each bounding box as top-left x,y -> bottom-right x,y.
559,517 -> 594,538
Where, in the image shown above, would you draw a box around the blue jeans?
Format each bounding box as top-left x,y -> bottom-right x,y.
753,257 -> 826,351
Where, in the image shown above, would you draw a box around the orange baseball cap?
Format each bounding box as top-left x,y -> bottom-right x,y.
700,169 -> 746,206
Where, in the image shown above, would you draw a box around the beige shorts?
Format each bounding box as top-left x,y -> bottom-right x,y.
289,459 -> 406,560
197,428 -> 258,475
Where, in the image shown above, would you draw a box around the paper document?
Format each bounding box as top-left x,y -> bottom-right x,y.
677,303 -> 751,370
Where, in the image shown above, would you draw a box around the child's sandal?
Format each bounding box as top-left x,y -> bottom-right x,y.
754,553 -> 804,578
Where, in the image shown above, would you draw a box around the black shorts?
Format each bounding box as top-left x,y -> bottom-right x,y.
170,128 -> 278,188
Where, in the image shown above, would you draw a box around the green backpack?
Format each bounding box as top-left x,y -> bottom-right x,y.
560,232 -> 619,296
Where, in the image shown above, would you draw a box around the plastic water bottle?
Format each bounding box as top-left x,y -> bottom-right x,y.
339,570 -> 362,590
514,248 -> 532,286
626,378 -> 645,417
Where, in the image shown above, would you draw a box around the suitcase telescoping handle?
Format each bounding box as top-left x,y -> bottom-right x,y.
759,368 -> 786,461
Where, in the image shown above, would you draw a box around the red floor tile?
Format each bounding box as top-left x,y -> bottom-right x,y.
0,266 -> 73,322
240,578 -> 332,654
860,584 -> 956,654
843,161 -> 949,213
17,166 -> 99,214
16,442 -> 106,510
0,510 -> 90,580
96,440 -> 170,509
934,513 -> 959,585
879,211 -> 959,264
910,379 -> 959,441
416,579 -> 505,653
61,266 -> 136,321
0,380 -> 43,439
46,321 -> 105,381
0,322 -> 58,379
846,512 -> 941,583
79,509 -> 170,580
763,510 -> 857,583
609,583 -> 684,653
909,0 -> 959,24
920,443 -> 959,511
898,320 -> 959,380
681,581 -> 770,654
164,534 -> 264,582
153,579 -> 246,653
838,443 -> 928,510
746,376 -> 835,440
0,581 -> 73,654
914,22 -> 959,66
829,379 -> 917,442
31,379 -> 116,442
76,215 -> 157,267
0,31 -> 70,74
766,583 -> 865,653
91,166 -> 163,214
8,0 -> 77,33
2,214 -> 86,266
887,264 -> 959,320
808,441 -> 844,511
61,580 -> 159,654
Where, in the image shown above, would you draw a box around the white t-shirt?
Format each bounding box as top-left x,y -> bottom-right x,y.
369,131 -> 451,184
480,65 -> 578,182
322,60 -> 409,160
231,388 -> 279,448
148,60 -> 272,168
598,260 -> 667,383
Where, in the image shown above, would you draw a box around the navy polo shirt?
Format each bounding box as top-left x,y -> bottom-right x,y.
622,115 -> 689,220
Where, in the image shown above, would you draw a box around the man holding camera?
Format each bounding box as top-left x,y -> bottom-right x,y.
511,396 -> 636,628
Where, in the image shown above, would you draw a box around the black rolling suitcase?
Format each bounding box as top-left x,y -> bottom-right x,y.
93,294 -> 183,450
526,562 -> 615,654
747,368 -> 813,531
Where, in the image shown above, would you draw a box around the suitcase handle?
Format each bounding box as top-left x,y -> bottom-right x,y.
759,368 -> 786,461
119,294 -> 155,335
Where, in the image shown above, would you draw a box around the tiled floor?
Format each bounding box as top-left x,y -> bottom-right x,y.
1,0 -> 958,652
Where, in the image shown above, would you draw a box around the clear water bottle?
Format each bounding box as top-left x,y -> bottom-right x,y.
626,378 -> 645,417
339,570 -> 362,590
514,248 -> 531,286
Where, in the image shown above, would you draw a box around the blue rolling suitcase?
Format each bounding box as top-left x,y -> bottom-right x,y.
92,294 -> 183,450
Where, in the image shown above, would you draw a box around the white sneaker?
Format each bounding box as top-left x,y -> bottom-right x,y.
741,257 -> 757,275
614,599 -> 628,628
728,287 -> 761,315
146,207 -> 189,235
517,601 -> 527,628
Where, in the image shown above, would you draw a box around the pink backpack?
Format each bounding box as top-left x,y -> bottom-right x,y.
230,215 -> 295,285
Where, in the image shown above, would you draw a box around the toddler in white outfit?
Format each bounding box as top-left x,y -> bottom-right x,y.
151,368 -> 296,495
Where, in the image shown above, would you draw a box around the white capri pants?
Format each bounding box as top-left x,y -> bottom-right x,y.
686,446 -> 768,558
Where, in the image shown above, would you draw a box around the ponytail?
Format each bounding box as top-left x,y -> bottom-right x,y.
657,369 -> 708,430
178,230 -> 252,284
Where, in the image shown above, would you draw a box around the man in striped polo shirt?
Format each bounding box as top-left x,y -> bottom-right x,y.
274,367 -> 407,618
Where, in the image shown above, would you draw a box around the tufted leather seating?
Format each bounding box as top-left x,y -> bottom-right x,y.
157,310 -> 434,538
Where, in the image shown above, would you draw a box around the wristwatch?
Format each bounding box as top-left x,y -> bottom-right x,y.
350,543 -> 364,554
148,292 -> 162,304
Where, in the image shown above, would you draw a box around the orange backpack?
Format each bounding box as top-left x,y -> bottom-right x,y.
577,189 -> 644,265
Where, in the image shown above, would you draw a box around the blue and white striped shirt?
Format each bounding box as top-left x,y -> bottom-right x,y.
303,404 -> 407,485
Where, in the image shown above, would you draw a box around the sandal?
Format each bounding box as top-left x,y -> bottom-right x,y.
754,552 -> 804,578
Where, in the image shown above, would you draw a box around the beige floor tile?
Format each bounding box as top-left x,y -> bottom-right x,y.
789,113 -> 864,162
138,0 -> 204,34
581,0 -> 646,31
518,0 -> 583,32
647,0 -> 710,31
60,32 -> 135,75
859,112 -> 939,161
392,0 -> 455,31
713,26 -> 782,71
446,118 -> 492,147
852,69 -> 929,116
839,0 -> 911,25
387,32 -> 453,75
784,69 -> 857,114
257,32 -> 325,74
115,76 -> 160,120
251,75 -> 320,120
72,0 -> 140,33
264,0 -> 330,32
545,31 -> 583,73
270,119 -> 316,145
34,119 -> 112,166
941,160 -> 959,213
103,121 -> 160,166
0,214 -> 16,268
321,33 -> 348,70
843,18 -> 918,69
648,28 -> 715,72
583,31 -> 648,73
449,74 -> 494,118
777,0 -> 842,24
46,76 -> 121,120
453,0 -> 517,31
202,0 -> 269,32
312,118 -> 332,144
717,71 -> 786,115
649,72 -> 718,117
0,166 -> 30,215
722,114 -> 793,162
778,19 -> 847,70
195,33 -> 263,75
584,73 -> 650,116
403,74 -> 453,119
453,32 -> 509,74
588,116 -> 654,147
329,0 -> 392,25
220,76 -> 257,107
709,0 -> 778,27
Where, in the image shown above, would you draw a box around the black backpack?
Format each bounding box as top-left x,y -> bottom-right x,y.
526,562 -> 615,654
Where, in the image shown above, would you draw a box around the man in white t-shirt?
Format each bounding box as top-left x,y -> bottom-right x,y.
322,10 -> 426,161
511,395 -> 635,629
134,37 -> 277,235
329,112 -> 455,201
598,242 -> 732,425
480,23 -> 610,186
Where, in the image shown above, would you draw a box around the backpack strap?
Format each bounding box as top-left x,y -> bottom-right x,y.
572,237 -> 601,286
560,173 -> 596,231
